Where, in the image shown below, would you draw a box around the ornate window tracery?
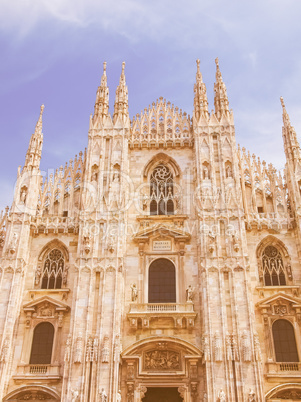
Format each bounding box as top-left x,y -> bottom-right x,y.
41,249 -> 64,289
150,164 -> 174,215
262,245 -> 286,286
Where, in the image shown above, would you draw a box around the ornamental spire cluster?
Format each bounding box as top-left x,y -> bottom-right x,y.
280,96 -> 301,169
213,57 -> 230,120
193,59 -> 209,122
113,61 -> 129,125
93,62 -> 109,125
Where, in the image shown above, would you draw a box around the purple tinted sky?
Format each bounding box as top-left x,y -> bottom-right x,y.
1,0 -> 301,210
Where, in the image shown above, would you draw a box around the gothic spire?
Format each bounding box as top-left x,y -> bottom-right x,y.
281,96 -> 301,169
214,57 -> 230,120
93,61 -> 109,124
113,62 -> 129,125
193,59 -> 209,122
24,105 -> 44,171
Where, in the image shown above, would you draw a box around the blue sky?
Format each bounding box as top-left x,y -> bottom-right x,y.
1,0 -> 301,210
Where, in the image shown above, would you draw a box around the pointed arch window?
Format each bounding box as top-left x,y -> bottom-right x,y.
262,245 -> 286,286
41,249 -> 64,289
30,322 -> 54,364
150,164 -> 174,215
272,319 -> 299,362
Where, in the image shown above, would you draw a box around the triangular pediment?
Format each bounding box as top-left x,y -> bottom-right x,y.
256,292 -> 301,309
23,295 -> 69,312
134,224 -> 190,242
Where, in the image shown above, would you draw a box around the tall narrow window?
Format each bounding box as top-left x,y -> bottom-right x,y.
30,322 -> 54,364
41,249 -> 64,289
262,245 -> 286,286
272,319 -> 299,362
148,258 -> 176,303
150,164 -> 174,215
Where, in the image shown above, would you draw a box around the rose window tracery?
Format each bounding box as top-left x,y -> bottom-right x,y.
150,164 -> 174,215
41,249 -> 64,289
262,245 -> 286,286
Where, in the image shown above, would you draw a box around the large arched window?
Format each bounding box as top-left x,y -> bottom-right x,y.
148,258 -> 176,303
150,164 -> 174,215
30,322 -> 54,364
41,249 -> 64,289
262,245 -> 286,286
272,319 -> 299,362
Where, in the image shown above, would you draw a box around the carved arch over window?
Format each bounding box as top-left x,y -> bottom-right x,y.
143,153 -> 181,178
257,236 -> 292,286
3,385 -> 60,401
265,384 -> 301,401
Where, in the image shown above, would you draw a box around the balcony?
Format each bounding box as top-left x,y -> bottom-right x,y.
13,364 -> 61,382
127,302 -> 197,329
266,362 -> 301,379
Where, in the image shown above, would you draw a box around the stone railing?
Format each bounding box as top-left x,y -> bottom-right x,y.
266,362 -> 301,377
245,212 -> 294,231
127,302 -> 196,329
13,364 -> 61,380
130,303 -> 195,313
30,215 -> 79,235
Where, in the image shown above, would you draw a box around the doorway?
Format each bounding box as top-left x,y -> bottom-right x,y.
142,387 -> 183,402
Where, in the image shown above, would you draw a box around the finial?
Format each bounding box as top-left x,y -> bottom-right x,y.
103,61 -> 107,74
122,61 -> 125,75
35,104 -> 44,133
215,57 -> 219,67
196,59 -> 200,72
280,96 -> 285,109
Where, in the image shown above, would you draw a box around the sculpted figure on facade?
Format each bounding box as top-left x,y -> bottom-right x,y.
86,336 -> 93,362
202,333 -> 211,362
186,285 -> 194,301
214,331 -> 222,362
225,333 -> 232,361
74,332 -> 83,364
98,387 -> 107,402
9,232 -> 18,253
93,336 -> 99,361
218,389 -> 226,402
20,187 -> 27,204
253,333 -> 262,362
116,390 -> 122,402
242,330 -> 251,362
102,335 -> 109,363
248,389 -> 256,402
130,283 -> 138,302
232,334 -> 239,361
0,337 -> 9,363
35,265 -> 42,286
64,334 -> 72,362
71,389 -> 79,402
62,263 -> 69,286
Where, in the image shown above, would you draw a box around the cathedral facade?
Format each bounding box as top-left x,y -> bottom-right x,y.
0,59 -> 301,401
